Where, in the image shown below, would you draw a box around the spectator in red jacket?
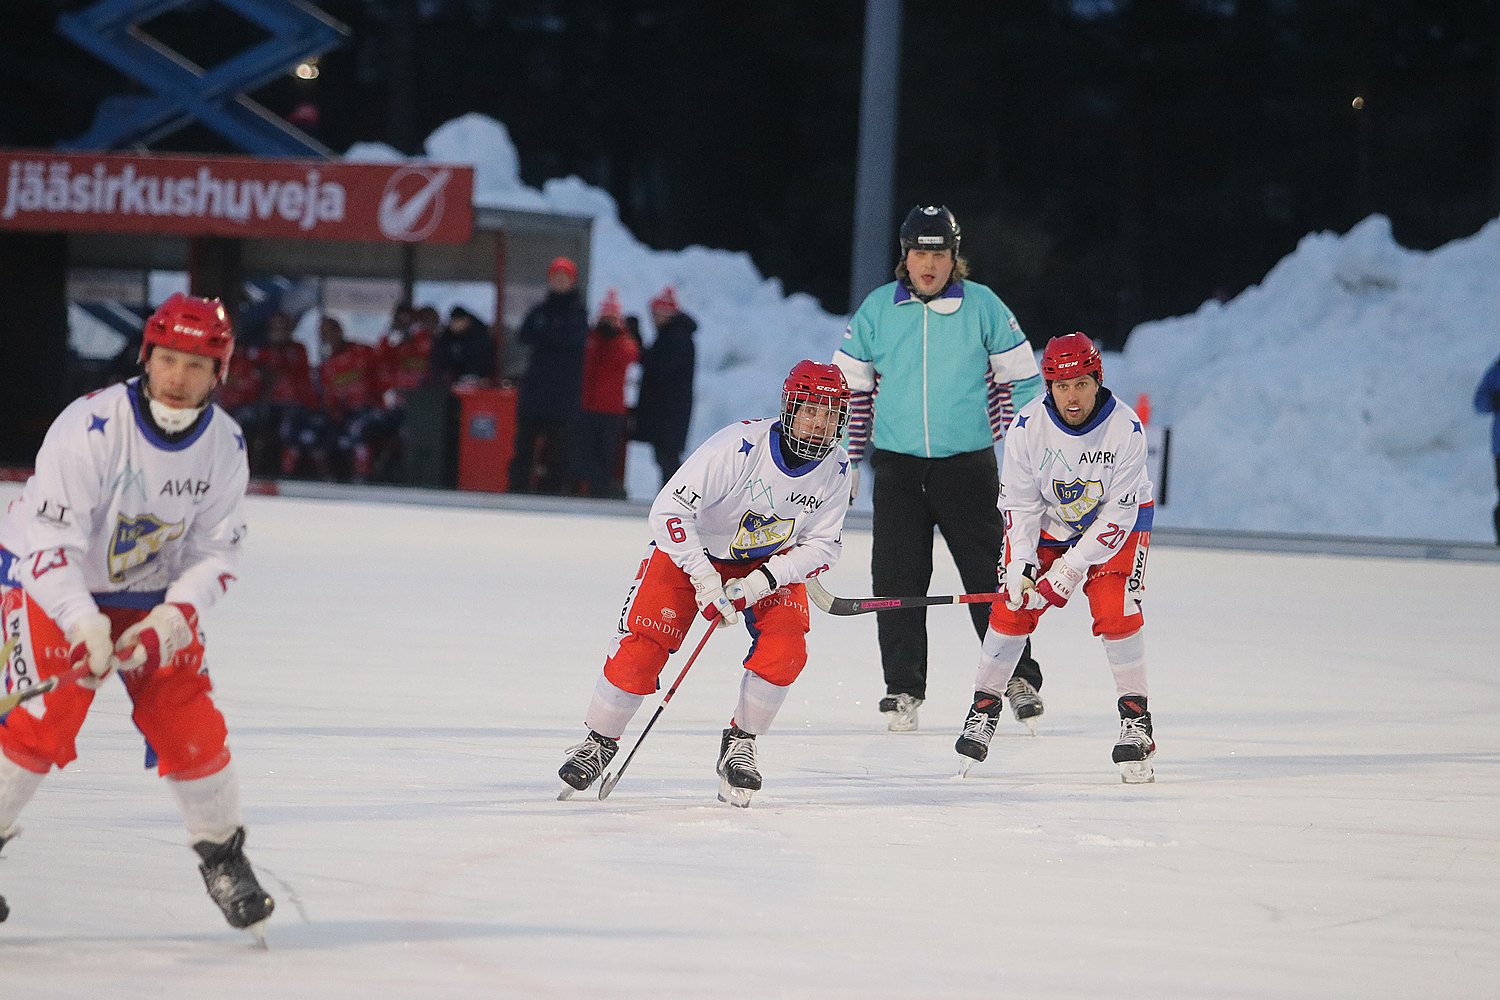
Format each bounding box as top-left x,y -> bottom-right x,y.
377,306 -> 435,401
355,303 -> 437,482
246,311 -> 320,477
315,315 -> 382,481
573,289 -> 640,498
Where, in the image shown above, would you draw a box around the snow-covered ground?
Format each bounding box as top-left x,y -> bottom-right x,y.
2,487 -> 1497,999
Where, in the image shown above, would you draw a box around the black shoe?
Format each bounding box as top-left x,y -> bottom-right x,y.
879,693 -> 923,732
1005,676 -> 1045,726
717,726 -> 762,790
558,731 -> 619,791
1113,696 -> 1156,783
955,691 -> 1003,762
194,827 -> 275,930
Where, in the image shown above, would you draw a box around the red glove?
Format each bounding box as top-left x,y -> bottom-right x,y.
113,603 -> 198,672
691,571 -> 739,627
1035,561 -> 1087,609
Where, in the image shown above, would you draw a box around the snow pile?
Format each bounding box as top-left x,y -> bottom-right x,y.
358,115 -> 1498,541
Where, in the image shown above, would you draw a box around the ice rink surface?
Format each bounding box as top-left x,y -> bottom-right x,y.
1,490 -> 1497,999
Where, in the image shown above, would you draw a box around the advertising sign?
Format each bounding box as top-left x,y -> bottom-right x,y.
0,150 -> 475,244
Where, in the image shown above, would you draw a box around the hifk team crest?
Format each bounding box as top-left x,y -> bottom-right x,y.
1052,478 -> 1104,529
729,510 -> 795,560
108,512 -> 186,582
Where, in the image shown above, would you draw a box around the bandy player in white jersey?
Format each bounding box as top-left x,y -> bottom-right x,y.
0,293 -> 273,939
558,361 -> 853,806
953,332 -> 1160,783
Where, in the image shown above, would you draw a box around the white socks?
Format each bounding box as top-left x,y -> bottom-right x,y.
169,761 -> 244,845
976,629 -> 1031,696
584,673 -> 646,741
733,672 -> 788,736
1102,630 -> 1148,699
0,754 -> 45,839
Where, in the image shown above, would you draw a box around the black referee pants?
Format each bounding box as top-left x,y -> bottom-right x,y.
869,447 -> 1043,700
1492,454 -> 1499,544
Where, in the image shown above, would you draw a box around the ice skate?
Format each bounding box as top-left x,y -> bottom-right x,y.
879,693 -> 923,733
1112,696 -> 1155,784
716,725 -> 762,808
1005,676 -> 1044,735
193,827 -> 275,945
955,691 -> 1003,776
557,731 -> 618,799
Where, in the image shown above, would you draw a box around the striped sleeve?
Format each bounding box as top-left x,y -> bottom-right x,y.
985,369 -> 1014,443
833,350 -> 877,464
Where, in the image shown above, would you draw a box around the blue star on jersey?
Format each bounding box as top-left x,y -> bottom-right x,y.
88,415 -> 109,433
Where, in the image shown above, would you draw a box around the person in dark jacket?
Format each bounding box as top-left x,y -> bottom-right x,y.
1476,353 -> 1500,544
633,286 -> 697,488
431,306 -> 496,387
509,256 -> 589,494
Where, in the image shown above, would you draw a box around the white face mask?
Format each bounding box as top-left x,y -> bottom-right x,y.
147,396 -> 207,433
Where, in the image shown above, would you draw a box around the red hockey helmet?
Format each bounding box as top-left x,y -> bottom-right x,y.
1041,332 -> 1102,384
781,360 -> 851,462
139,293 -> 235,378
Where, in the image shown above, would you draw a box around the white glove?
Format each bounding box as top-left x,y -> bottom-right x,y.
1034,559 -> 1087,609
724,566 -> 778,612
848,464 -> 861,505
114,603 -> 198,673
691,571 -> 739,627
1003,562 -> 1037,611
67,612 -> 114,689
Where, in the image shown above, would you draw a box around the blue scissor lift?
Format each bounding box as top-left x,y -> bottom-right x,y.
57,0 -> 348,156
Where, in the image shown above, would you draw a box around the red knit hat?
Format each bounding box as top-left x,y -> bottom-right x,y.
598,288 -> 622,321
548,256 -> 578,281
650,285 -> 678,314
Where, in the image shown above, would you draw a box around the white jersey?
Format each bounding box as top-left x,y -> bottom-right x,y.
1000,388 -> 1154,571
0,378 -> 249,633
650,418 -> 851,586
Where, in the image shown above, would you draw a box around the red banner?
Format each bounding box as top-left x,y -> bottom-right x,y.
0,150 -> 474,244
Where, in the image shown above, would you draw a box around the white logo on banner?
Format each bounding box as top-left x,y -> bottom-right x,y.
378,166 -> 452,241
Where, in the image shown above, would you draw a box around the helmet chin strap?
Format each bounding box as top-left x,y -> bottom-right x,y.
143,378 -> 209,433
148,397 -> 206,433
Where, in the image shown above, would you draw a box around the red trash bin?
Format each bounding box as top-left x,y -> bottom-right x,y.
454,384 -> 517,492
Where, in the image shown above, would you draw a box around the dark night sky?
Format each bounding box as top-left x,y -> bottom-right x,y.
3,1 -> 1497,348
